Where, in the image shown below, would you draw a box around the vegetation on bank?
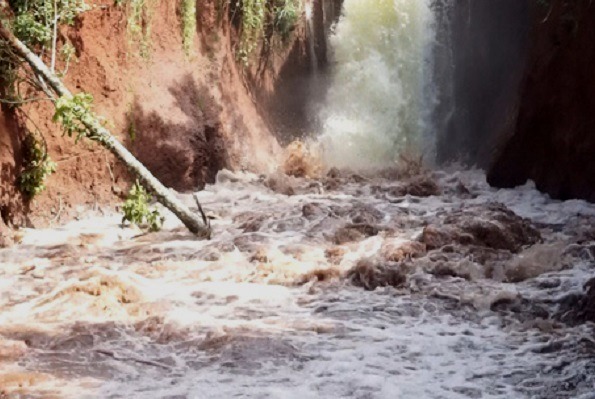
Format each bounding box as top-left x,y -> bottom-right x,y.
0,1 -> 213,234
221,0 -> 300,65
180,0 -> 197,55
18,131 -> 56,197
0,0 -> 89,201
122,180 -> 163,231
0,0 -> 303,232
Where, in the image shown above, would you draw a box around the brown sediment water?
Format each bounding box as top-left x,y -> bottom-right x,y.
1,167 -> 594,398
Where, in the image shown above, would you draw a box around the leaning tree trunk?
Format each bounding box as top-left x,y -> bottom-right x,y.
0,21 -> 211,238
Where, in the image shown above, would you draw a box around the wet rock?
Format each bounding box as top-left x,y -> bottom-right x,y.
296,267 -> 342,284
570,277 -> 595,324
233,212 -> 268,233
496,243 -> 567,283
302,203 -> 325,219
392,175 -> 441,197
232,234 -> 269,253
326,167 -> 341,179
326,167 -> 362,180
332,223 -> 380,245
452,386 -> 482,399
347,258 -> 406,290
421,225 -> 458,250
134,316 -> 190,344
348,203 -> 384,225
322,168 -> 369,191
332,226 -> 364,244
195,247 -> 221,261
430,259 -> 485,281
488,295 -> 551,323
374,175 -> 441,199
216,169 -> 243,184
455,181 -> 472,197
264,172 -> 295,196
422,203 -> 541,252
323,177 -> 342,191
536,278 -> 562,289
380,239 -> 426,262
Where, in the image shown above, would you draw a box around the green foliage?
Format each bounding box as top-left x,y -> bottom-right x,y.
60,40 -> 76,63
180,0 -> 197,55
126,103 -> 137,142
53,93 -> 94,142
117,0 -> 156,59
0,0 -> 87,104
13,13 -> 51,46
0,60 -> 21,104
273,0 -> 299,40
221,0 -> 301,66
9,0 -> 89,46
122,180 -> 164,231
237,0 -> 266,65
18,132 -> 57,198
58,39 -> 77,76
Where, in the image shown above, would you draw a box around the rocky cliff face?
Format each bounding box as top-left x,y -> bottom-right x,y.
437,0 -> 530,166
487,0 -> 595,201
0,0 -> 308,229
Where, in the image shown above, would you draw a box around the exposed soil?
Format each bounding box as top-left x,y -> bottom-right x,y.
0,109 -> 26,230
0,0 -> 306,230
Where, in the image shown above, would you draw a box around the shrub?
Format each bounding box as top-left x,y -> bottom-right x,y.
121,180 -> 164,231
180,0 -> 197,55
18,132 -> 57,198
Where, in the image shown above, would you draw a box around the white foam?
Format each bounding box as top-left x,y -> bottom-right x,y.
1,169 -> 594,398
317,0 -> 437,169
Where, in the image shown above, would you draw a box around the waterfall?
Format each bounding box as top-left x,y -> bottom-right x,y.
305,1 -> 319,74
316,0 -> 440,170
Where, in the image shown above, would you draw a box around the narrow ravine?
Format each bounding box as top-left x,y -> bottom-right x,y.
2,1 -> 595,398
1,167 -> 594,398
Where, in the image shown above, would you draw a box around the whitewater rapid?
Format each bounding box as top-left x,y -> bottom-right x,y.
1,168 -> 594,398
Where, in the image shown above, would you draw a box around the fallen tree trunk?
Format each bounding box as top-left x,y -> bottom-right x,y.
0,20 -> 211,238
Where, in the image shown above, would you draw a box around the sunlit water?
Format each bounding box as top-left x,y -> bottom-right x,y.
1,168 -> 594,398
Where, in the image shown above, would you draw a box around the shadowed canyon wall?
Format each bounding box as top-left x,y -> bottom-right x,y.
437,0 -> 531,166
440,0 -> 595,202
487,0 -> 595,201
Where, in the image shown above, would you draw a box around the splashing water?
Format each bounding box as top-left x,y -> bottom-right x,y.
2,168 -> 595,398
317,0 -> 437,170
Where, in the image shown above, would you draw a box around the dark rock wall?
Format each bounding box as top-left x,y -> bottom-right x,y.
437,0 -> 530,166
487,0 -> 595,201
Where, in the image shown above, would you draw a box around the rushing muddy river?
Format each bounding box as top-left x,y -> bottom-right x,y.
1,167 -> 595,399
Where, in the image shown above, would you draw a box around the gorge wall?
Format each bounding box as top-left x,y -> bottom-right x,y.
487,0 -> 595,202
438,0 -> 595,203
437,0 -> 530,166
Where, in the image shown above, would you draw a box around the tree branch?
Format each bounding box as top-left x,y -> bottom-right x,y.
0,16 -> 211,237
